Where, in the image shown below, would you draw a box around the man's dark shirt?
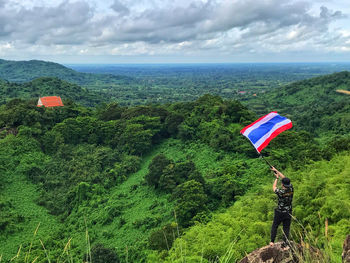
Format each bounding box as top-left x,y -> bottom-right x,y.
274,185 -> 294,213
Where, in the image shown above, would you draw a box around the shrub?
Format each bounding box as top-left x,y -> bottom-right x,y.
148,223 -> 179,251
86,243 -> 119,263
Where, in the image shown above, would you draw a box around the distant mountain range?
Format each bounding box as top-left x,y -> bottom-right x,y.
0,59 -> 136,106
0,59 -> 131,85
1,59 -> 349,122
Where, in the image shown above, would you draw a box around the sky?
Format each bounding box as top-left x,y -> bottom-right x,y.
0,0 -> 350,63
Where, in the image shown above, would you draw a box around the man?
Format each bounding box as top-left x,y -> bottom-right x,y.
270,166 -> 293,248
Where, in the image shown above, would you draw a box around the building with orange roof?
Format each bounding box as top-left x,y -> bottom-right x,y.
37,96 -> 64,107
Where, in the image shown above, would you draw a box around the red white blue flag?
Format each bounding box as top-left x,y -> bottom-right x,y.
240,112 -> 292,153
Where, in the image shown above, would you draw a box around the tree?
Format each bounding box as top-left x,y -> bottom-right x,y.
172,180 -> 208,227
148,223 -> 179,251
119,123 -> 154,155
145,154 -> 173,189
157,160 -> 201,193
165,113 -> 184,136
86,243 -> 119,263
97,102 -> 124,121
210,173 -> 245,206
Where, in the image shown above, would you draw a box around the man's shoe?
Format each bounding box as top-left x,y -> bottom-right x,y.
281,242 -> 290,250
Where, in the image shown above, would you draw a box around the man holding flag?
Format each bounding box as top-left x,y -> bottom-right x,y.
270,166 -> 293,249
240,111 -> 294,248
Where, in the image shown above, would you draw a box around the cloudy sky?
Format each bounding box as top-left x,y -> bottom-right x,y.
0,0 -> 350,63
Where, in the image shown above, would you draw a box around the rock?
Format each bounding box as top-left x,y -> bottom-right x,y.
238,235 -> 350,263
238,241 -> 322,263
239,242 -> 296,263
343,235 -> 350,263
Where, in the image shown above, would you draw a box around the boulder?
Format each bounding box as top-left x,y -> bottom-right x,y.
238,235 -> 350,263
343,235 -> 350,263
238,241 -> 322,263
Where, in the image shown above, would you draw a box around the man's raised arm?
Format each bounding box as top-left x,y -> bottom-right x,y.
271,166 -> 285,179
272,167 -> 279,192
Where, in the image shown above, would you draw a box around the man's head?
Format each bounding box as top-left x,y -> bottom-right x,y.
282,177 -> 291,188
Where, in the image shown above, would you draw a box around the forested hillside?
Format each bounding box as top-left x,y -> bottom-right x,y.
0,77 -> 105,106
0,59 -> 130,85
246,71 -> 350,136
0,71 -> 349,262
157,153 -> 350,262
71,63 -> 350,104
3,59 -> 350,106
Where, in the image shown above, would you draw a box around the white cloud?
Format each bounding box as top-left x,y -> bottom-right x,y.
0,0 -> 349,62
0,42 -> 13,55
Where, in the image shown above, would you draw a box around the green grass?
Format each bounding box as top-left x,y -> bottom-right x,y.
157,139 -> 223,175
0,138 -> 263,262
0,171 -> 61,261
83,139 -> 226,258
158,152 -> 350,263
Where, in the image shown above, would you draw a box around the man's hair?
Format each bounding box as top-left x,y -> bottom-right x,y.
282,177 -> 291,187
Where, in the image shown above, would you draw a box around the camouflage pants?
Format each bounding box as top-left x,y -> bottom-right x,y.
270,209 -> 292,244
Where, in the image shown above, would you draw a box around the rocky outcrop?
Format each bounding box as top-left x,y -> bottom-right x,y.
238,241 -> 322,263
238,235 -> 350,263
343,235 -> 350,263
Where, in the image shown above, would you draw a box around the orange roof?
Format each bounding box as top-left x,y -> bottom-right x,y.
37,96 -> 64,107
336,89 -> 350,95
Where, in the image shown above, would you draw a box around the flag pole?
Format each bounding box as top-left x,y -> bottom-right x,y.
240,111 -> 292,171
260,154 -> 273,168
242,135 -> 274,169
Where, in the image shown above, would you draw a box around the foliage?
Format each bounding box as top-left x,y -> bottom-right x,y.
0,98 -> 89,133
0,199 -> 25,235
88,243 -> 120,263
145,154 -> 173,189
148,223 -> 179,251
4,59 -> 350,106
0,77 -> 105,106
174,94 -> 255,153
172,180 -> 208,227
246,71 -> 350,137
160,154 -> 350,263
0,66 -> 350,263
69,63 -> 350,105
96,102 -> 125,121
0,59 -> 129,86
265,131 -> 324,169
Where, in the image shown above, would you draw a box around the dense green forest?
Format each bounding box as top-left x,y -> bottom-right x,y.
156,153 -> 350,262
2,59 -> 350,105
0,77 -> 106,106
0,59 -> 130,85
0,66 -> 349,262
68,62 -> 350,105
245,71 -> 350,137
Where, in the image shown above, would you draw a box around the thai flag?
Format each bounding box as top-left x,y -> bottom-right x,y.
240,112 -> 293,153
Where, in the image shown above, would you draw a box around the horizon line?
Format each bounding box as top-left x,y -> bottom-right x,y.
64,61 -> 350,65
2,58 -> 350,66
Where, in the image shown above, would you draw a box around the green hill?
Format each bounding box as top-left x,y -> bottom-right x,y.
0,95 -> 263,261
0,71 -> 349,263
247,71 -> 350,136
0,77 -> 105,106
0,59 -> 131,85
159,152 -> 350,263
